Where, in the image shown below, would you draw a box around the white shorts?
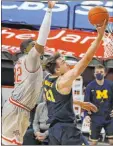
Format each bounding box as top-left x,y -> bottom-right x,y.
2,100 -> 30,145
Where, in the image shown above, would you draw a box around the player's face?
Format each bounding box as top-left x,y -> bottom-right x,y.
56,57 -> 70,75
25,41 -> 35,54
94,68 -> 106,80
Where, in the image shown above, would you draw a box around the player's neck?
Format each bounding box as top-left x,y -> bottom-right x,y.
52,72 -> 61,77
96,79 -> 104,86
50,73 -> 59,78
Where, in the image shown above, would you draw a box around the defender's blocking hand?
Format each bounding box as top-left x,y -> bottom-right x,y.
48,1 -> 57,9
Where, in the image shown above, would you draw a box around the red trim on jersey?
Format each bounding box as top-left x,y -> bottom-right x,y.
24,59 -> 41,73
2,136 -> 22,145
9,97 -> 31,112
2,85 -> 14,88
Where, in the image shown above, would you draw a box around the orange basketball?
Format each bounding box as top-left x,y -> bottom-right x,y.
88,6 -> 109,26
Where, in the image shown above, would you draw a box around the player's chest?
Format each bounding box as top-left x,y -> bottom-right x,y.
91,87 -> 111,101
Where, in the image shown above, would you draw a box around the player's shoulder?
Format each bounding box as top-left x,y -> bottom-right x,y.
104,79 -> 113,86
44,73 -> 51,80
17,55 -> 26,63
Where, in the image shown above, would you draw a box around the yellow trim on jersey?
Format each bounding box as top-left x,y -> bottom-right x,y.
44,80 -> 53,87
55,78 -> 70,95
49,75 -> 58,78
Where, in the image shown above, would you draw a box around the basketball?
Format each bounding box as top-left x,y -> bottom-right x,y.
88,6 -> 109,26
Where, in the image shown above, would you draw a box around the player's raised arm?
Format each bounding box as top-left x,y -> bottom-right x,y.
25,1 -> 56,72
58,20 -> 107,91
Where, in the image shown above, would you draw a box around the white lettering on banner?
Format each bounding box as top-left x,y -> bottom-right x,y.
2,2 -> 67,12
43,4 -> 68,12
79,53 -> 102,58
61,34 -> 81,43
80,36 -> 96,44
2,30 -> 15,38
2,29 -> 98,44
81,1 -> 103,11
2,45 -> 10,51
58,49 -> 75,56
2,45 -> 20,53
48,30 -> 66,40
16,34 -> 36,39
2,29 -> 36,39
75,1 -> 113,15
9,47 -> 20,53
18,2 -> 44,10
2,44 -> 103,58
2,4 -> 18,9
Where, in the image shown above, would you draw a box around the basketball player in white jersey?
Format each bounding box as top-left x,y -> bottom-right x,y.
2,1 -> 56,145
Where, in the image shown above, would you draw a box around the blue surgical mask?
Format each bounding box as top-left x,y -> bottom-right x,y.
95,73 -> 104,80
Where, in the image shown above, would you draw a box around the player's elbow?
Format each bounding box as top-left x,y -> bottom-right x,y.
35,43 -> 44,55
73,67 -> 84,79
73,57 -> 90,77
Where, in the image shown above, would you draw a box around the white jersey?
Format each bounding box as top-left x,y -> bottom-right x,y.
12,47 -> 43,110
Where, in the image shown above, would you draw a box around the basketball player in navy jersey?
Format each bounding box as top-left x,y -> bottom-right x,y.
43,21 -> 107,145
84,64 -> 113,145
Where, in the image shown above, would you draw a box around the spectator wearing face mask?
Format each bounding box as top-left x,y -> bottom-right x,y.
84,64 -> 113,146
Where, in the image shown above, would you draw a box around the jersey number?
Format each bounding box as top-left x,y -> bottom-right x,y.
14,67 -> 22,83
44,88 -> 55,102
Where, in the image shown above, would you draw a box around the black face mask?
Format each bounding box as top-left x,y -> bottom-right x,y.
95,73 -> 104,80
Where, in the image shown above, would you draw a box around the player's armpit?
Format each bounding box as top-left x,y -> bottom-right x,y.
35,43 -> 44,55
57,69 -> 77,92
25,47 -> 41,73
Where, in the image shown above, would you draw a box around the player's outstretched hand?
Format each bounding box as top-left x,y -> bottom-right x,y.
81,102 -> 98,112
96,19 -> 107,37
48,1 -> 57,9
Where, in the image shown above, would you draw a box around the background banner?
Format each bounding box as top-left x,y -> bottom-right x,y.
2,1 -> 113,29
2,27 -> 104,58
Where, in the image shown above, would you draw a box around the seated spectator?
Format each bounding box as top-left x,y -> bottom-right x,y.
23,102 -> 49,145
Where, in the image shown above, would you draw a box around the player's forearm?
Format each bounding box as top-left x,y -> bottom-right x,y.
35,8 -> 52,54
84,34 -> 103,61
73,100 -> 83,107
58,34 -> 103,89
26,8 -> 52,71
73,34 -> 103,78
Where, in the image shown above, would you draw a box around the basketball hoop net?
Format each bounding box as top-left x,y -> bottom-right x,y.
103,17 -> 113,59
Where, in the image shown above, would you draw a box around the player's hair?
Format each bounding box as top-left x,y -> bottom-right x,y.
45,53 -> 61,74
95,64 -> 105,70
20,39 -> 34,53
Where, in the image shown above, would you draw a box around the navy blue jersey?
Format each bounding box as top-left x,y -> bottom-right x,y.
85,79 -> 113,120
43,74 -> 75,124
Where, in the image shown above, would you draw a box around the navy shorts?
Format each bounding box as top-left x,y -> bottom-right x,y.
49,122 -> 89,145
90,118 -> 113,141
